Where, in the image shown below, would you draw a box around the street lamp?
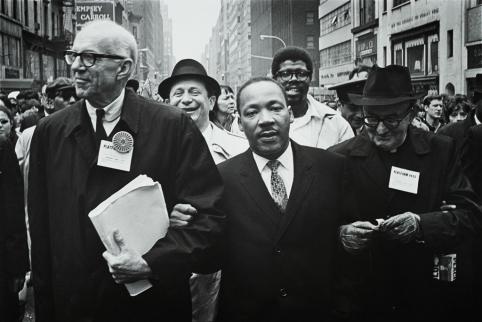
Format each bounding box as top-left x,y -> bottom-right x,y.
260,34 -> 286,48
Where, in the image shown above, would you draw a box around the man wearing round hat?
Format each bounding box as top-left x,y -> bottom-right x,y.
159,59 -> 247,322
329,65 -> 481,321
45,77 -> 78,114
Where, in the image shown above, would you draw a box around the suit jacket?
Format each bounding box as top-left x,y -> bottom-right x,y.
216,141 -> 347,322
28,89 -> 225,322
329,127 -> 481,321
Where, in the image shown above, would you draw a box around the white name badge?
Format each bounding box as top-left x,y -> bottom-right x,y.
97,140 -> 133,172
388,166 -> 420,194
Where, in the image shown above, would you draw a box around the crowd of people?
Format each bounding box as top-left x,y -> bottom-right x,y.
0,19 -> 481,322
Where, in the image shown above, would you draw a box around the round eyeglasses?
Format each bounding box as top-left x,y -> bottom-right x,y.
363,108 -> 412,130
275,70 -> 311,82
64,50 -> 127,68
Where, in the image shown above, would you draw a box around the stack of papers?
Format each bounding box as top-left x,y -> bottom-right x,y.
89,175 -> 169,296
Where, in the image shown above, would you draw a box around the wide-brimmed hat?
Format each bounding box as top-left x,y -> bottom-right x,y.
46,77 -> 74,99
158,59 -> 220,100
473,74 -> 482,103
327,71 -> 368,104
348,65 -> 424,106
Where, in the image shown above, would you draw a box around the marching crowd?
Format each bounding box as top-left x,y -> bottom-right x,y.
1,20 -> 482,322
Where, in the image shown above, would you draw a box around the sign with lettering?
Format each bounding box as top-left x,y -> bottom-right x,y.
75,1 -> 114,30
356,34 -> 377,58
4,67 -> 20,79
390,8 -> 439,34
468,44 -> 482,69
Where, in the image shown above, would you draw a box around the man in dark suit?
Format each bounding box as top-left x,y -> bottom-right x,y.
215,77 -> 347,322
329,65 -> 481,322
28,20 -> 224,322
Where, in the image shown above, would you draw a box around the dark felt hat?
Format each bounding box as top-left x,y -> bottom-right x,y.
327,72 -> 368,104
46,77 -> 74,99
158,59 -> 220,100
473,74 -> 482,103
348,65 -> 424,106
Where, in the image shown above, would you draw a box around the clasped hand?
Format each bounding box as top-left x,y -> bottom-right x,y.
102,230 -> 152,284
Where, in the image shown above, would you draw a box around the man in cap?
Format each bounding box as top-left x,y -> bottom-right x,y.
328,65 -> 371,136
45,77 -> 77,114
329,65 -> 481,321
28,20 -> 224,322
271,46 -> 353,149
158,58 -> 247,322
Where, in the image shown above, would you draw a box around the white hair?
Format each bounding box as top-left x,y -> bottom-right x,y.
77,20 -> 138,67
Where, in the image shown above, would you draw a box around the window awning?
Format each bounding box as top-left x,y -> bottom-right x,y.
406,38 -> 424,48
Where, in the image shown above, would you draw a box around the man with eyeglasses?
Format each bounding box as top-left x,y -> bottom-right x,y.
28,20 -> 224,322
271,46 -> 353,149
328,65 -> 481,322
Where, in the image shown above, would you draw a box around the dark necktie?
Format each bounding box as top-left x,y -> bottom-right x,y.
95,108 -> 107,142
267,159 -> 288,212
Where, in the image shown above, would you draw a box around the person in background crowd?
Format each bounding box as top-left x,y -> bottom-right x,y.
0,135 -> 29,322
441,94 -> 472,125
422,94 -> 444,132
209,85 -> 237,132
19,99 -> 43,132
411,103 -> 430,131
28,20 -> 224,322
271,46 -> 353,149
126,79 -> 139,93
0,105 -> 18,145
328,65 -> 371,136
216,77 -> 348,322
7,91 -> 19,113
329,65 -> 481,322
159,58 -> 247,322
45,77 -> 78,114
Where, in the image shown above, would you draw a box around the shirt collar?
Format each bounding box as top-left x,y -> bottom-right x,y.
86,89 -> 125,122
252,141 -> 293,173
305,94 -> 337,120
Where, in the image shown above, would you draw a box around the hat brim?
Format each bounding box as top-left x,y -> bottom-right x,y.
327,78 -> 366,90
158,74 -> 221,99
347,92 -> 425,106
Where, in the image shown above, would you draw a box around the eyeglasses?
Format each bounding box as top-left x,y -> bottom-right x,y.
275,70 -> 311,82
363,108 -> 412,130
64,50 -> 126,67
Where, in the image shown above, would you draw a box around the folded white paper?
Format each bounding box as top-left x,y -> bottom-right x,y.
89,175 -> 169,296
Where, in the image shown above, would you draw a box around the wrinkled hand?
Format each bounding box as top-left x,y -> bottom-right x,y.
379,212 -> 420,244
10,277 -> 25,293
102,231 -> 152,284
170,203 -> 197,227
339,221 -> 379,254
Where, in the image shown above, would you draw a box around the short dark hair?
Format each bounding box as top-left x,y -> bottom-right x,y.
444,95 -> 473,123
126,79 -> 139,92
423,94 -> 443,106
271,46 -> 313,78
0,105 -> 17,143
236,77 -> 288,114
210,85 -> 235,121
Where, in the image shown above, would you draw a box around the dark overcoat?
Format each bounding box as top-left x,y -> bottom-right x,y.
216,142 -> 347,322
329,127 -> 481,322
28,89 -> 225,322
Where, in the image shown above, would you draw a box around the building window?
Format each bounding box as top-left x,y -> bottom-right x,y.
447,30 -> 453,58
406,38 -> 425,75
321,2 -> 350,36
320,40 -> 351,68
428,35 -> 439,74
383,0 -> 387,12
306,11 -> 315,25
383,46 -> 387,66
359,0 -> 375,26
24,0 -> 29,26
306,36 -> 315,49
13,0 -> 18,19
1,0 -> 7,15
393,0 -> 410,7
52,12 -> 55,36
394,43 -> 403,65
44,3 -> 48,36
0,34 -> 21,67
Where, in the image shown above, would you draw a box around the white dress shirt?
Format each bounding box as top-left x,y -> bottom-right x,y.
86,89 -> 125,136
252,142 -> 294,199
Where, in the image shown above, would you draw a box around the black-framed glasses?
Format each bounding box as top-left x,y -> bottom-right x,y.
275,70 -> 311,82
363,108 -> 412,130
64,50 -> 126,67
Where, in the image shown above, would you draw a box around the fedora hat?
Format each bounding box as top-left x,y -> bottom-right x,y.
46,77 -> 74,99
158,59 -> 220,100
327,69 -> 369,104
348,65 -> 424,106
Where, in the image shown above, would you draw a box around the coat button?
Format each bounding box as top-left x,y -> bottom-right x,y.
280,288 -> 288,297
274,249 -> 281,255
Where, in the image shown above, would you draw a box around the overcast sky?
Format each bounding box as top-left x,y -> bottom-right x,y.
164,0 -> 220,63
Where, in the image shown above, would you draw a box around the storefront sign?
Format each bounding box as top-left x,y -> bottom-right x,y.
468,44 -> 482,69
356,34 -> 377,58
4,67 -> 20,79
390,8 -> 439,34
75,1 -> 114,30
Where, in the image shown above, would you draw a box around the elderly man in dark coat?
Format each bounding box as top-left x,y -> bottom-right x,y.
28,20 -> 224,322
329,65 -> 481,322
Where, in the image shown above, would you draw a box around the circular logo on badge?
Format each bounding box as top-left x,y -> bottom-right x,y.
112,131 -> 134,153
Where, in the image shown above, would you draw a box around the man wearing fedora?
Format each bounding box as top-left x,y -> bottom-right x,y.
329,65 -> 481,322
159,59 -> 247,322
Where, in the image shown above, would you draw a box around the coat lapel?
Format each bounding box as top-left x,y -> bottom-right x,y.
273,142 -> 314,242
239,150 -> 282,228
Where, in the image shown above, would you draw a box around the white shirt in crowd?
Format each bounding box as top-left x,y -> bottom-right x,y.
86,89 -> 124,136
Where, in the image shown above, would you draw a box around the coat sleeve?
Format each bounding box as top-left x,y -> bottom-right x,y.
418,138 -> 482,252
0,138 -> 29,278
27,123 -> 55,321
143,115 -> 225,278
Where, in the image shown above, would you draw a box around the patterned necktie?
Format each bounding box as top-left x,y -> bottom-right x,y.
95,108 -> 107,142
267,159 -> 288,212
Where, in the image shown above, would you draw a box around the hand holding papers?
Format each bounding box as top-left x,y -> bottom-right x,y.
88,175 -> 169,296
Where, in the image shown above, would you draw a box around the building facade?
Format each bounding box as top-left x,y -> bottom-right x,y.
466,0 -> 482,97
